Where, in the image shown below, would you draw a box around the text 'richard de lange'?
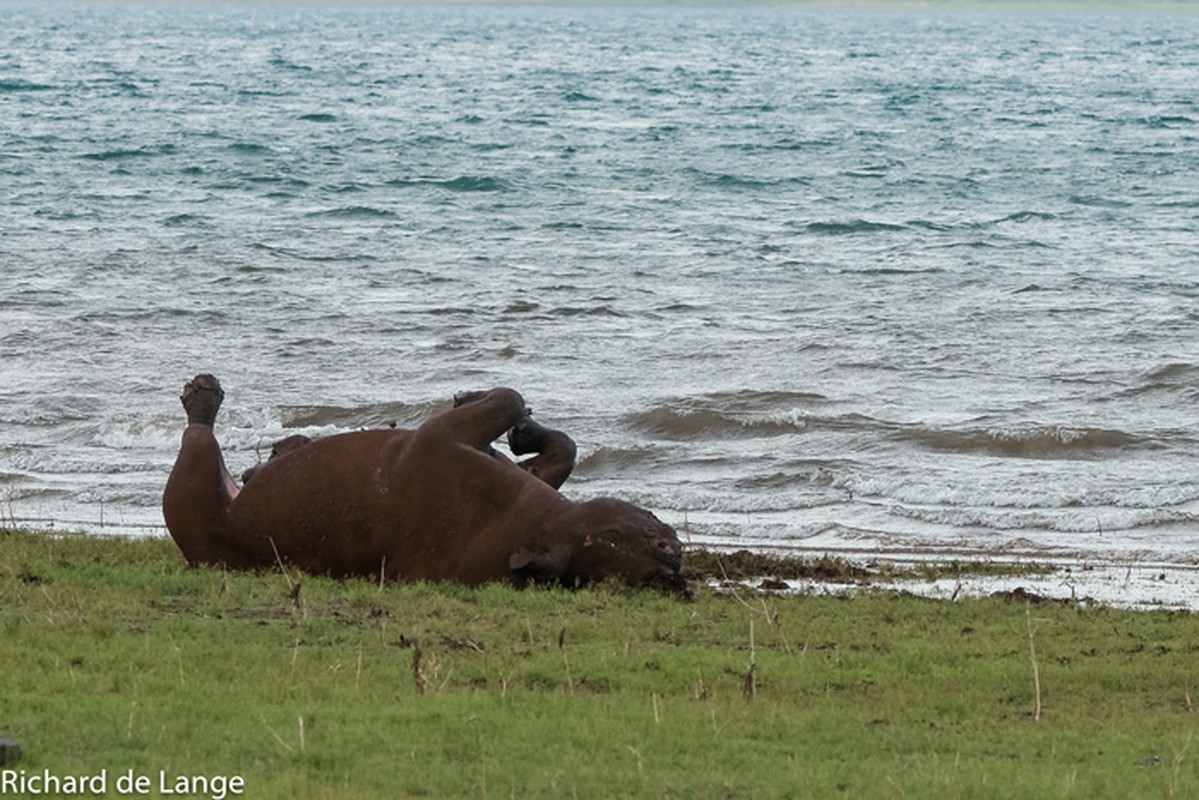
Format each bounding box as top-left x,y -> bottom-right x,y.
1,769 -> 244,799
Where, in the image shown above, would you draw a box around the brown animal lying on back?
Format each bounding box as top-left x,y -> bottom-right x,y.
162,376 -> 685,591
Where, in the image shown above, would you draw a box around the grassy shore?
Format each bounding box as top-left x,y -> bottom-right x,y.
2,528 -> 1198,799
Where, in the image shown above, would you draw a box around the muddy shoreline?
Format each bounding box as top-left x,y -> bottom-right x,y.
684,548 -> 1199,612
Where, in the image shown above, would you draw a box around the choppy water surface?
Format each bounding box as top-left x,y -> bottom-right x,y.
2,5 -> 1197,568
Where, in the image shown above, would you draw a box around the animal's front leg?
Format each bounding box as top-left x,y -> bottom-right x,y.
508,414 -> 577,490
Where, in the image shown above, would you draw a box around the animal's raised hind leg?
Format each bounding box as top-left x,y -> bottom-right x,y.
162,375 -> 242,566
423,387 -> 528,452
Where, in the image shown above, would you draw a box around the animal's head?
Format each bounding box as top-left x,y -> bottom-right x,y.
510,498 -> 686,594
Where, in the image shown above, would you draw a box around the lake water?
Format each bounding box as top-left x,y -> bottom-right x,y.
2,4 -> 1197,571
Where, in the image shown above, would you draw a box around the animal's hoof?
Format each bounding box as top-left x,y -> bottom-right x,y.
180,374 -> 224,426
507,413 -> 546,455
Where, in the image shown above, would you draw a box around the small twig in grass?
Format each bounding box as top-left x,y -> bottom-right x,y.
1027,605 -> 1042,721
127,685 -> 138,740
626,745 -> 644,777
379,557 -> 386,592
652,693 -> 661,725
1186,691 -> 1194,713
298,716 -> 306,754
1171,733 -> 1193,796
760,596 -> 793,655
268,537 -> 294,590
412,647 -> 427,696
40,584 -> 57,626
743,661 -> 757,703
559,628 -> 574,694
717,557 -> 788,652
261,715 -> 293,753
742,619 -> 757,702
717,558 -> 773,623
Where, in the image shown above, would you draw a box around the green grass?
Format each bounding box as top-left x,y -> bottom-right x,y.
2,528 -> 1198,798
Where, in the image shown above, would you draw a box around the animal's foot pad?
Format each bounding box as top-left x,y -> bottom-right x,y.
181,374 -> 225,426
508,414 -> 550,455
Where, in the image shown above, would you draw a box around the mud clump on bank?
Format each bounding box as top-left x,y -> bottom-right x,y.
682,549 -> 872,586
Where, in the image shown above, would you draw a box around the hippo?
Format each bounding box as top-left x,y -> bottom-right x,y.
162,375 -> 685,592
240,400 -> 576,490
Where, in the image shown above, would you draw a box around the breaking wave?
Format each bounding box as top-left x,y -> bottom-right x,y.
895,424 -> 1154,459
1123,363 -> 1199,399
626,407 -> 804,439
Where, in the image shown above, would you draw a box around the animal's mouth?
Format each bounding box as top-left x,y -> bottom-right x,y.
656,532 -> 683,571
641,534 -> 687,596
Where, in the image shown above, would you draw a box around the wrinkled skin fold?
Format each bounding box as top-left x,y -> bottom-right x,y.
162,376 -> 686,592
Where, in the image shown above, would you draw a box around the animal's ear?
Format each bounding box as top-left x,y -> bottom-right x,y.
509,543 -> 572,582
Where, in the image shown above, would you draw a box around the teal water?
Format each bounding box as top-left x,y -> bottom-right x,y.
2,5 -> 1197,567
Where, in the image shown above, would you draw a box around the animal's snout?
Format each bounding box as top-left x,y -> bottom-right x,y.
652,530 -> 683,568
